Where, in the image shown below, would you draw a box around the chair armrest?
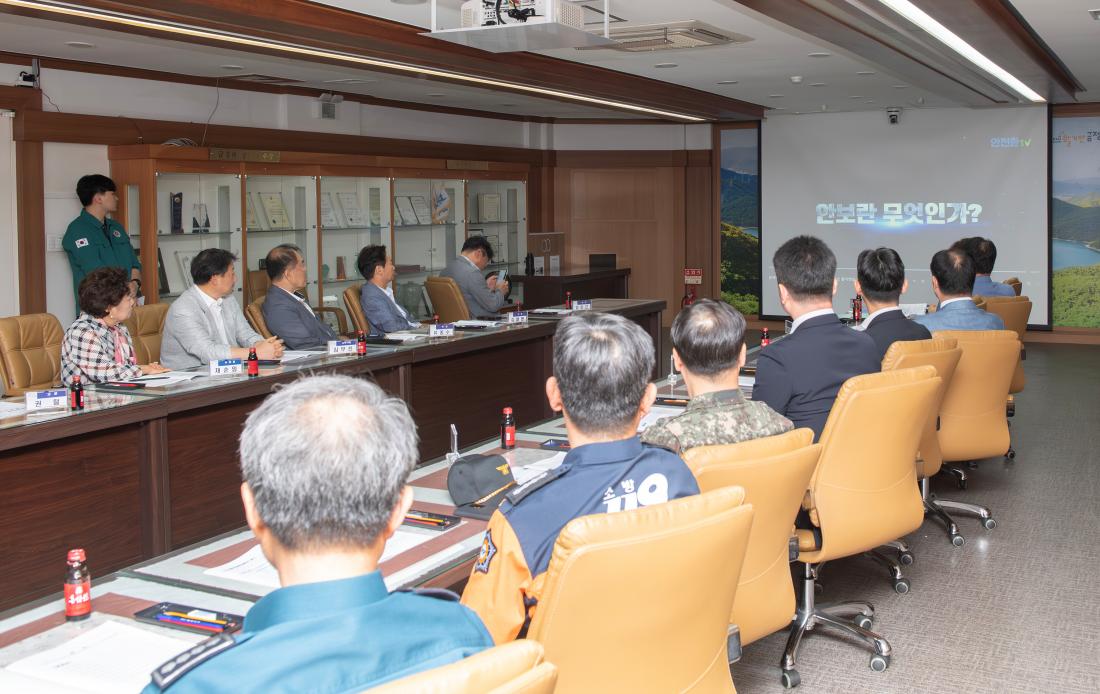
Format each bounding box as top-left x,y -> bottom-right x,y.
314,306 -> 349,335
726,624 -> 742,664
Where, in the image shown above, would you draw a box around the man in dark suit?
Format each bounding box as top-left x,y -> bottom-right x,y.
357,245 -> 420,335
261,244 -> 338,350
854,247 -> 931,359
752,236 -> 881,440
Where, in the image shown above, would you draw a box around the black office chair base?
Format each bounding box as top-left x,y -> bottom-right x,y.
781,563 -> 891,688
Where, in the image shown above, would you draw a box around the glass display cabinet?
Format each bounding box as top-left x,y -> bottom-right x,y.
392,177 -> 465,318
318,175 -> 391,307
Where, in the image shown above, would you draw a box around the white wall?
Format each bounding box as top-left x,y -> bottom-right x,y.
44,143 -> 109,324
0,113 -> 18,318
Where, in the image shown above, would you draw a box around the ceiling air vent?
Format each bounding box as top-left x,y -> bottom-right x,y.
224,74 -> 304,85
578,21 -> 752,52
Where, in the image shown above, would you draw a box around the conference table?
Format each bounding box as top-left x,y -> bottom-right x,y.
0,299 -> 664,613
0,330 -> 763,689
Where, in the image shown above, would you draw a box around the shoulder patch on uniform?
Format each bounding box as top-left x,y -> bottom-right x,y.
505,464 -> 569,506
396,587 -> 461,602
75,238 -> 89,248
149,631 -> 250,691
112,229 -> 121,238
473,530 -> 497,574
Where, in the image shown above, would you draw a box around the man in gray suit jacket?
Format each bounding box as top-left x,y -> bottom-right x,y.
161,248 -> 284,370
357,245 -> 420,335
261,244 -> 338,349
438,236 -> 509,318
913,248 -> 1005,333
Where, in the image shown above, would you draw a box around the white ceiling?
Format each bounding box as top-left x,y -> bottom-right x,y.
1009,0 -> 1098,99
1,1 -> 1093,121
0,11 -> 633,119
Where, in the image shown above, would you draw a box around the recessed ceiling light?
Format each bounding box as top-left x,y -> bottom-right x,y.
65,40 -> 95,48
849,95 -> 865,99
790,76 -> 803,84
892,84 -> 908,89
875,0 -> 1045,102
857,71 -> 876,75
768,94 -> 784,98
220,64 -> 244,70
808,52 -> 831,58
654,63 -> 678,69
865,99 -> 875,104
809,82 -> 826,87
716,80 -> 739,85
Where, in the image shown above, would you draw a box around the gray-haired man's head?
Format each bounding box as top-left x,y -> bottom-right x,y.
239,375 -> 418,551
551,312 -> 655,436
671,299 -> 747,378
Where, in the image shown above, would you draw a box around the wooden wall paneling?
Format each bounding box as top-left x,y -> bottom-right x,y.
0,425 -> 145,611
14,138 -> 45,314
137,417 -> 171,556
166,398 -> 262,548
685,163 -> 714,299
1052,103 -> 1100,117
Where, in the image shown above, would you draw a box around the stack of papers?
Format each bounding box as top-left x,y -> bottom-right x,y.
531,308 -> 571,315
511,452 -> 567,485
384,332 -> 427,343
900,303 -> 930,317
2,621 -> 194,694
280,351 -> 318,362
454,320 -> 501,328
126,371 -> 204,387
0,400 -> 26,418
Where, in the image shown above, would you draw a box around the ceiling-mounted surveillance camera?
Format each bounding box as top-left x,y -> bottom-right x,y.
887,107 -> 901,125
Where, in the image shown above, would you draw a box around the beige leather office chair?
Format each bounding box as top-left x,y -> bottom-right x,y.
343,283 -> 373,335
1003,276 -> 1023,296
122,303 -> 169,365
527,486 -> 754,693
246,269 -> 270,303
245,296 -> 273,339
881,339 -> 965,545
424,276 -> 471,323
928,329 -> 1019,538
250,270 -> 349,336
0,314 -> 64,396
782,367 -> 939,688
981,296 -> 1032,395
369,640 -> 557,694
685,429 -> 821,646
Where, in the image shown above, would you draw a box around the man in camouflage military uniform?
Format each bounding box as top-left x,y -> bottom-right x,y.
642,299 -> 792,454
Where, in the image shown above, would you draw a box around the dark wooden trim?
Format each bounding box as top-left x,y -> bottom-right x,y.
0,0 -> 763,121
15,110 -> 546,164
554,150 -> 707,168
0,50 -> 558,125
0,85 -> 41,111
971,0 -> 1085,96
1052,103 -> 1100,117
138,418 -> 171,556
14,135 -> 45,313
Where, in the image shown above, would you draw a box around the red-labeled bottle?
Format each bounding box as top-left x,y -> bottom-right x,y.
565,291 -> 572,309
64,548 -> 92,621
247,347 -> 259,377
69,375 -> 85,411
356,330 -> 367,357
432,314 -> 440,325
760,327 -> 770,347
501,407 -> 516,450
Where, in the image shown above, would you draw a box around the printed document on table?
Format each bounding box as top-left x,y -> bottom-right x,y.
454,319 -> 501,328
739,374 -> 756,389
384,332 -> 427,343
127,371 -> 203,387
205,532 -> 435,588
636,405 -> 685,432
280,351 -> 317,362
0,401 -> 26,417
511,452 -> 567,485
4,621 -> 193,694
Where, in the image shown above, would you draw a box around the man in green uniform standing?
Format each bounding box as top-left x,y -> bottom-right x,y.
63,175 -> 142,303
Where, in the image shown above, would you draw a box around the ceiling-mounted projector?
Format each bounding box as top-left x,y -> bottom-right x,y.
460,0 -> 584,30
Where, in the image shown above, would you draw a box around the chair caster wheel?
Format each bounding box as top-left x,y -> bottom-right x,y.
870,654 -> 890,672
855,614 -> 873,630
781,670 -> 801,689
951,534 -> 965,547
983,518 -> 997,530
898,551 -> 914,566
965,460 -> 979,470
1005,448 -> 1016,459
893,578 -> 911,594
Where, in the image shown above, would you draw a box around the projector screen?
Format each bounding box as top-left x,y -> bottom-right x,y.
761,106 -> 1049,324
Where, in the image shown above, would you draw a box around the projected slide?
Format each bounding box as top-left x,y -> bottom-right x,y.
761,106 -> 1049,323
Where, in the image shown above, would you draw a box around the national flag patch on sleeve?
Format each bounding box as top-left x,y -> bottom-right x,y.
75,238 -> 89,248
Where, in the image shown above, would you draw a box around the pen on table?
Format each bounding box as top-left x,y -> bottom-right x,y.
405,514 -> 446,525
155,615 -> 224,631
163,611 -> 227,624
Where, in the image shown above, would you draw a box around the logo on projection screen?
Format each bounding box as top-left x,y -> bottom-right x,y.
990,137 -> 1031,148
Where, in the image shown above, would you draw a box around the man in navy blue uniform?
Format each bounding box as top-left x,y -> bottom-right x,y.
144,375 -> 491,693
462,312 -> 699,643
753,236 -> 881,440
